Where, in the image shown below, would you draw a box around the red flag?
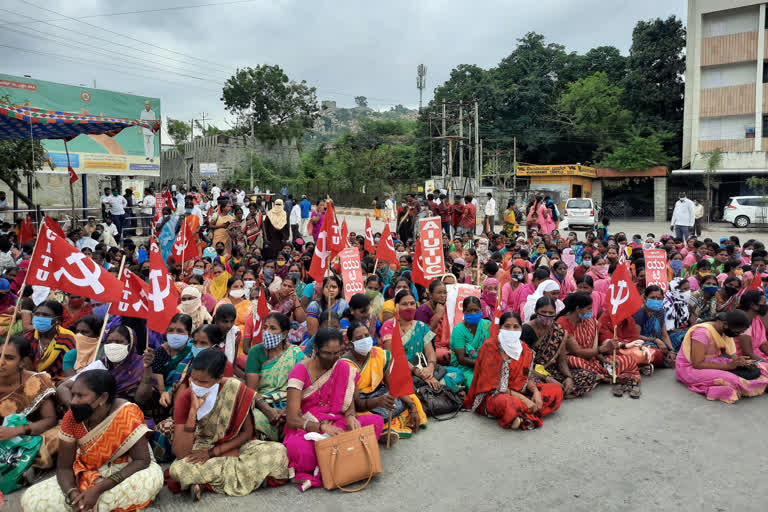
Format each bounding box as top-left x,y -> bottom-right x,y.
171,221 -> 199,263
375,223 -> 398,265
490,272 -> 511,338
326,204 -> 344,255
748,270 -> 765,291
308,204 -> 339,283
44,216 -> 66,239
388,318 -> 415,397
411,241 -> 430,288
607,262 -> 644,325
108,266 -> 151,319
250,286 -> 270,345
341,218 -> 352,248
68,165 -> 78,184
364,217 -> 375,254
19,215 -> 36,245
164,190 -> 176,211
146,236 -> 180,333
27,224 -> 122,303
257,211 -> 262,228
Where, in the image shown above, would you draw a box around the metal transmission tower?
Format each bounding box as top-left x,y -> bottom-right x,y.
416,64 -> 427,111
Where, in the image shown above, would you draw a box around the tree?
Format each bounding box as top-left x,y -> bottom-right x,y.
221,64 -> 320,141
166,118 -> 191,148
576,46 -> 627,85
599,130 -> 674,171
354,96 -> 368,108
701,148 -> 723,223
194,120 -> 225,137
0,95 -> 48,209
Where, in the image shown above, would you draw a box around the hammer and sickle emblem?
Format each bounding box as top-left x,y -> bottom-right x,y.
316,232 -> 328,266
147,269 -> 171,311
608,280 -> 630,315
53,253 -> 104,295
173,239 -> 188,256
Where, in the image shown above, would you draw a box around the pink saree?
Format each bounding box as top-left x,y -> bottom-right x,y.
283,360 -> 383,490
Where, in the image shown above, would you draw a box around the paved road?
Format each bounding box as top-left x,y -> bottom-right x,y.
8,370 -> 768,512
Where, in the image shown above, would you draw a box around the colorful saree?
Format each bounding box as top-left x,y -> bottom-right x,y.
21,402 -> 163,512
283,360 -> 384,490
26,326 -> 76,382
675,323 -> 768,403
169,378 -> 290,496
464,337 -> 562,430
558,317 -> 640,384
450,320 -> 491,387
247,344 -> 306,441
341,347 -> 427,438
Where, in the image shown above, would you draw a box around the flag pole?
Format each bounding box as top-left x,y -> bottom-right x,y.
612,325 -> 618,385
386,410 -> 393,448
1,221 -> 45,359
89,255 -> 126,365
181,217 -> 187,281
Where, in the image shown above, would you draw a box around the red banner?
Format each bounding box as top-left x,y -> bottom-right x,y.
364,217 -> 375,254
171,221 -> 199,263
411,241 -> 430,288
153,193 -> 167,224
447,283 -> 481,327
418,216 -> 445,283
375,223 -> 398,265
251,287 -> 270,345
608,262 -> 644,325
108,266 -> 151,319
388,318 -> 415,398
339,247 -> 365,302
19,215 -> 36,245
27,225 -> 122,303
146,236 -> 180,333
44,216 -> 65,239
644,249 -> 668,293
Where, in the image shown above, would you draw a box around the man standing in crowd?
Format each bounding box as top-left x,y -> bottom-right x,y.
671,192 -> 695,242
484,192 -> 497,235
103,188 -> 127,242
299,194 -> 311,235
694,199 -> 704,237
435,193 -> 452,238
0,191 -> 8,223
460,195 -> 476,236
289,199 -> 301,242
385,193 -> 396,226
140,188 -> 155,236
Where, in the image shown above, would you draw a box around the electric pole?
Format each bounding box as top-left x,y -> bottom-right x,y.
459,103 -> 463,179
441,100 -> 446,184
474,101 -> 480,184
416,64 -> 427,112
199,112 -> 209,135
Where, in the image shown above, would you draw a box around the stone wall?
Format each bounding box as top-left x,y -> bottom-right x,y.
653,177 -> 668,222
160,134 -> 300,188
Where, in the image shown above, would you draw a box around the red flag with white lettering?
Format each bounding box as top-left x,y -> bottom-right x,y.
44,216 -> 66,239
388,318 -> 415,398
375,223 -> 398,265
490,272 -> 511,338
411,241 -> 430,288
26,224 -> 122,303
108,267 -> 151,319
164,190 -> 176,211
608,262 -> 644,325
308,210 -> 334,284
146,236 -> 180,333
171,221 -> 199,263
418,216 -> 446,281
326,203 -> 344,255
364,217 -> 375,254
341,218 -> 352,248
251,286 -> 270,345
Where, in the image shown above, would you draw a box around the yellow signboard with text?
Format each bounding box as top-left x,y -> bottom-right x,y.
517,164 -> 596,178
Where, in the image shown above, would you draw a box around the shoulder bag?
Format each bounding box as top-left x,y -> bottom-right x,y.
314,424 -> 381,492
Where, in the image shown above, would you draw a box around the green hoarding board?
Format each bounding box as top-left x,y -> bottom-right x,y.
0,73 -> 160,176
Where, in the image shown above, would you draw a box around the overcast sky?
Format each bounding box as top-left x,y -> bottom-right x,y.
1,0 -> 685,134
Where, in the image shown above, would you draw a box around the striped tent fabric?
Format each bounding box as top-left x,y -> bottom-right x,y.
0,103 -> 158,141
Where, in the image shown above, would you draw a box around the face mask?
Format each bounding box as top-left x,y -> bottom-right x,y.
670,260 -> 683,272
103,342 -> 130,363
745,249 -> 754,256
511,273 -> 523,282
398,308 -> 416,321
498,329 -> 523,360
374,237 -> 381,244
288,272 -> 301,283
229,289 -> 245,299
582,260 -> 592,267
594,265 -> 609,275
723,328 -> 740,338
757,304 -> 768,316
190,345 -> 206,358
724,286 -> 739,297
70,401 -> 97,423
167,333 -> 189,350
262,331 -> 283,350
464,312 -> 482,325
734,269 -> 743,277
189,381 -> 220,420
192,267 -> 205,276
185,208 -> 192,214
578,311 -> 593,320
537,315 -> 555,327
645,299 -> 663,311
703,286 -> 718,295
33,316 -> 53,333
216,248 -> 224,255
277,260 -> 286,267
190,381 -> 217,398
263,268 -> 275,281
353,336 -> 374,355
681,290 -> 691,302
553,273 -> 565,282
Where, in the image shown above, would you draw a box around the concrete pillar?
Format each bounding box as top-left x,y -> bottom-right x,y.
591,179 -> 602,205
756,4 -> 766,151
654,177 -> 667,222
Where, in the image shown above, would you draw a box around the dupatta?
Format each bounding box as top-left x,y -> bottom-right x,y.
193,378 -> 256,451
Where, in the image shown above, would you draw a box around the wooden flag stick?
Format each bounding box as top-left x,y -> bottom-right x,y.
612,325 -> 618,384
386,410 -> 393,448
88,255 -> 126,365
0,221 -> 45,360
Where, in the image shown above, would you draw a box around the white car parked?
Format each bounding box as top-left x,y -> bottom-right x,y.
723,196 -> 768,228
563,197 -> 597,230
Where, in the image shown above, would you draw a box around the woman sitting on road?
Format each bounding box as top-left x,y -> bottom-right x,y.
450,296 -> 491,388
465,312 -> 563,430
169,349 -> 290,500
283,328 -> 384,491
735,291 -> 768,375
21,370 -> 163,511
24,300 -> 76,382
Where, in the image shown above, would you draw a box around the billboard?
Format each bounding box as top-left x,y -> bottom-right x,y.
0,74 -> 160,176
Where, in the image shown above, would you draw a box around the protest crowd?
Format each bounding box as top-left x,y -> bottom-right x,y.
0,182 -> 766,510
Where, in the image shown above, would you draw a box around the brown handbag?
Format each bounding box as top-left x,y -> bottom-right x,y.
314,424 -> 382,492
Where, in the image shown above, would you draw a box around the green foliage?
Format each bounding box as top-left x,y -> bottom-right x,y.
221,64 -> 320,140
354,96 -> 368,108
746,176 -> 768,197
0,94 -> 46,207
166,118 -> 191,148
598,131 -> 674,170
194,120 -> 226,137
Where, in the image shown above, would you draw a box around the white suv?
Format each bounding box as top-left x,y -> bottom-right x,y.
564,198 -> 597,230
723,196 -> 768,228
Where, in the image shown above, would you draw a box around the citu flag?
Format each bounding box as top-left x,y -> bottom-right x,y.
250,286 -> 270,345
388,318 -> 415,398
364,217 -> 375,254
171,220 -> 199,263
375,223 -> 398,266
164,190 -> 176,211
44,216 -> 66,239
108,266 -> 151,319
607,261 -> 644,325
308,202 -> 339,283
341,218 -> 352,248
26,224 -> 122,303
19,215 -> 36,245
325,203 -> 344,255
146,236 -> 180,333
411,241 -> 430,288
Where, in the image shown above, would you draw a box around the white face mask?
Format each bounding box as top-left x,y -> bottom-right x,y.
103,343 -> 130,364
681,290 -> 691,302
189,381 -> 220,420
353,336 -> 374,355
243,280 -> 256,290
229,289 -> 245,299
498,329 -> 523,360
745,249 -> 754,256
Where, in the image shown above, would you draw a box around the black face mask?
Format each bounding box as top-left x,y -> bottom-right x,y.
302,259 -> 312,270
723,328 -> 741,338
216,248 -> 224,255
70,401 -> 96,423
724,286 -> 739,297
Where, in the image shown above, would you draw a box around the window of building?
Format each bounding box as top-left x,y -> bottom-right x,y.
762,115 -> 768,137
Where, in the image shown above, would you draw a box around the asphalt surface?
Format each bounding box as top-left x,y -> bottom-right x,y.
7,370 -> 768,512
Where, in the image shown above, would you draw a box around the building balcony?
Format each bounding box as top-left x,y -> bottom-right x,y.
698,138 -> 756,152
700,83 -> 756,117
701,31 -> 759,66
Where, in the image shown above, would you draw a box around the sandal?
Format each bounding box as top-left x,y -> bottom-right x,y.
640,364 -> 654,377
379,431 -> 399,447
190,484 -> 202,502
629,383 -> 641,399
510,417 -> 522,430
664,351 -> 677,368
612,383 -> 625,397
